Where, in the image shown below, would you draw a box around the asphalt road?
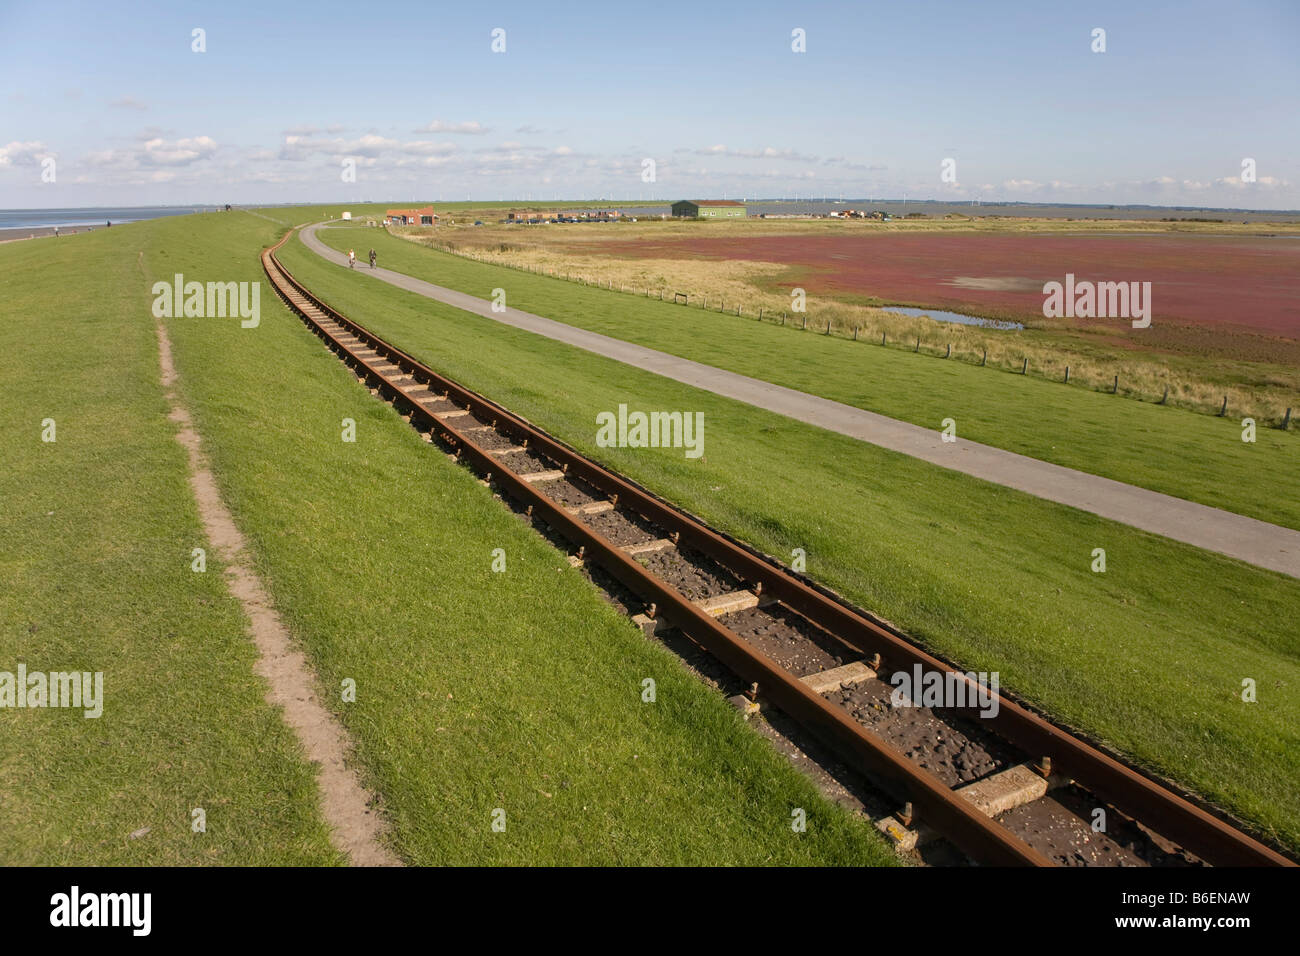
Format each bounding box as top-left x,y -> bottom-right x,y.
299,223 -> 1300,579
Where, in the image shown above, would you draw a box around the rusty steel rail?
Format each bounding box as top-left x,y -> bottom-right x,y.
263,230 -> 1293,868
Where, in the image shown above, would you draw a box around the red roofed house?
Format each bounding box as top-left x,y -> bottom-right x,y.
385,206 -> 437,226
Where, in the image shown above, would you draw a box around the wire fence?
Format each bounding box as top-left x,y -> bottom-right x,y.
407,236 -> 1294,430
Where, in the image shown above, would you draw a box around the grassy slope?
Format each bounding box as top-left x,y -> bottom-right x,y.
315,224 -> 1300,531
149,211 -> 896,865
280,227 -> 1300,852
0,224 -> 341,865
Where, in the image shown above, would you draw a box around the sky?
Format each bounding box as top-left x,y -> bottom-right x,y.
2,0 -> 1298,209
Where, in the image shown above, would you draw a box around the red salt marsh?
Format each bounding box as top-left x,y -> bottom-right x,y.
601,233 -> 1300,338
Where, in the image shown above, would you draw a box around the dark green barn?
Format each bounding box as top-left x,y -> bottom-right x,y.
671,200 -> 747,219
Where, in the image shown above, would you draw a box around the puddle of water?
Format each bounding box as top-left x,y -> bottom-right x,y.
886,306 -> 1024,330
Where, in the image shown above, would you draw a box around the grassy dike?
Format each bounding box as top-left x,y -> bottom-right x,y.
143,211 -> 898,865
0,223 -> 341,865
279,226 -> 1300,853
315,223 -> 1300,532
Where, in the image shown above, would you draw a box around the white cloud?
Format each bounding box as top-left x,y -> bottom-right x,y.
1214,174 -> 1289,189
414,120 -> 490,135
0,141 -> 51,165
693,144 -> 816,161
142,135 -> 217,166
82,148 -> 130,168
280,132 -> 459,161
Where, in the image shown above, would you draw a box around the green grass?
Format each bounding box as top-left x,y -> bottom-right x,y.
279,225 -> 1300,854
311,222 -> 1300,531
0,226 -> 341,865
141,210 -> 898,865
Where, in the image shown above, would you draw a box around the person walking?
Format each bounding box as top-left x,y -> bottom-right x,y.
368,248 -> 376,268
348,248 -> 356,269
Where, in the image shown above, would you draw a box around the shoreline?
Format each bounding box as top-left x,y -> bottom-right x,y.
0,224 -> 107,243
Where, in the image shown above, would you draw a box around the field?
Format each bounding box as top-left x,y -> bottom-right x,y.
5,203 -> 1296,866
406,214 -> 1300,423
0,208 -> 899,865
315,222 -> 1300,532
280,220 -> 1300,853
0,225 -> 341,865
603,232 -> 1300,339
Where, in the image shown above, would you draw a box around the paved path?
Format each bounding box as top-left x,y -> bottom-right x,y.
299,224 -> 1300,579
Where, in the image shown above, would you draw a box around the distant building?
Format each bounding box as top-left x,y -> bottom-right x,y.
385,206 -> 437,226
505,209 -> 624,224
506,210 -> 559,222
671,199 -> 746,219
341,211 -> 352,220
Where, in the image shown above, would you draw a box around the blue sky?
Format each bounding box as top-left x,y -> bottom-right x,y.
2,0 -> 1297,208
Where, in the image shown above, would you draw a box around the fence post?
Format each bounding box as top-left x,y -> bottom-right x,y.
1283,407 -> 1292,430
944,343 -> 950,358
1022,357 -> 1028,374
853,327 -> 859,341
1219,395 -> 1227,416
759,308 -> 764,322
1113,374 -> 1119,394
1160,386 -> 1168,404
915,337 -> 920,353
981,348 -> 987,367
803,315 -> 808,330
1064,366 -> 1070,383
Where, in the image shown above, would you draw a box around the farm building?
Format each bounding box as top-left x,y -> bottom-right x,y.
506,210 -> 560,223
505,209 -> 624,223
385,206 -> 437,226
671,199 -> 747,219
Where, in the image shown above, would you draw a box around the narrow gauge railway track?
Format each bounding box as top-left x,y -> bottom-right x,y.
263,230 -> 1292,868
